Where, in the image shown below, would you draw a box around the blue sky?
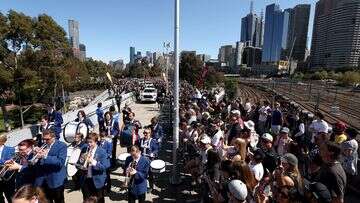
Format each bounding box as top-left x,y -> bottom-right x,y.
0,0 -> 317,63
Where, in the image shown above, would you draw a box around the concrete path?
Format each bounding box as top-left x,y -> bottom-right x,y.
64,102 -> 161,203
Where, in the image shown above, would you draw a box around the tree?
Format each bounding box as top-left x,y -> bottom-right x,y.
180,53 -> 203,87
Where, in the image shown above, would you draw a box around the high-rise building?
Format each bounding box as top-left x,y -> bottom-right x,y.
243,46 -> 262,67
68,20 -> 79,49
79,44 -> 86,62
285,4 -> 311,62
311,0 -> 360,69
197,54 -> 211,62
241,1 -> 264,48
218,45 -> 234,65
235,42 -> 245,65
130,47 -> 135,64
146,51 -> 153,63
262,4 -> 289,63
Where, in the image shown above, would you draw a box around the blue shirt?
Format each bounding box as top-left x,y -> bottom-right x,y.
272,109 -> 282,125
96,108 -> 104,122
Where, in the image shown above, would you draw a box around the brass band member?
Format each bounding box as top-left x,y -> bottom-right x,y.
33,130 -> 67,203
0,133 -> 15,203
79,133 -> 110,203
124,145 -> 150,203
6,139 -> 36,189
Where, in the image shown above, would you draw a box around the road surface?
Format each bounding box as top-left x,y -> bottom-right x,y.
65,101 -> 161,202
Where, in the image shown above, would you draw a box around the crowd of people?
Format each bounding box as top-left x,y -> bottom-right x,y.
1,78 -> 359,203
179,82 -> 359,203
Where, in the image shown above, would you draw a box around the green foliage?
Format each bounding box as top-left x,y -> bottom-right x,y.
0,10 -> 115,107
180,53 -> 203,87
338,71 -> 360,86
225,78 -> 238,100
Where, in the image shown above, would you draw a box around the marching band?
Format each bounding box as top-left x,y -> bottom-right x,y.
0,102 -> 165,203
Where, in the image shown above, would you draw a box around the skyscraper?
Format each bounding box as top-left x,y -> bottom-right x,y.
311,0 -> 360,69
235,42 -> 245,65
218,45 -> 234,65
79,44 -> 86,62
285,4 -> 311,62
262,4 -> 289,63
68,20 -> 79,49
241,1 -> 264,48
130,47 -> 135,64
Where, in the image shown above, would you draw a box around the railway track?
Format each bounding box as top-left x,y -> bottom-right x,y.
238,81 -> 360,131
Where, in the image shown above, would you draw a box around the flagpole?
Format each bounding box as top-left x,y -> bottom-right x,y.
170,0 -> 180,185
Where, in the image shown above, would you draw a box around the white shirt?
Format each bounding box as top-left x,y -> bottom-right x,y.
211,130 -> 224,148
87,146 -> 98,178
294,123 -> 305,137
249,162 -> 264,181
0,145 -> 4,159
258,106 -> 271,122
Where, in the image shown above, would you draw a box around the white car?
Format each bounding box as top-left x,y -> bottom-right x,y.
140,88 -> 157,102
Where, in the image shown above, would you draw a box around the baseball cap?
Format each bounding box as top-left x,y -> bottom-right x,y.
261,133 -> 273,142
342,141 -> 357,151
231,110 -> 241,116
281,153 -> 298,166
280,127 -> 290,134
228,179 -> 248,201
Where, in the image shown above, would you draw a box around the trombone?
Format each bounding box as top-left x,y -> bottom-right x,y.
0,153 -> 22,181
76,146 -> 92,171
29,144 -> 48,165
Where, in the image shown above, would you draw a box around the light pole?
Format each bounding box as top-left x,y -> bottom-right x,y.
170,0 -> 181,185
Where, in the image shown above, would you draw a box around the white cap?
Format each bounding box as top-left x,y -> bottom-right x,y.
261,133 -> 273,142
244,120 -> 255,132
231,110 -> 241,116
228,179 -> 248,201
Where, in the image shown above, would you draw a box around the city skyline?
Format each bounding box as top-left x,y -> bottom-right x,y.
0,0 -> 317,63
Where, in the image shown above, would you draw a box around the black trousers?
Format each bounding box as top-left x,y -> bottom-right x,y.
128,192 -> 145,203
98,120 -> 105,133
111,135 -> 118,167
105,169 -> 111,192
148,170 -> 154,189
42,183 -> 65,203
0,178 -> 15,203
81,178 -> 105,203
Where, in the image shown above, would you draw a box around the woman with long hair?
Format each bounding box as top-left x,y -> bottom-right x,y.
273,153 -> 304,203
232,160 -> 257,202
12,185 -> 48,203
224,138 -> 247,161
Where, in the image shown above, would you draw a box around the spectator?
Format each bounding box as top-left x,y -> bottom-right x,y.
249,150 -> 265,182
333,122 -> 347,144
319,142 -> 347,203
258,100 -> 271,135
227,179 -> 248,203
271,102 -> 283,135
309,112 -> 329,143
259,133 -> 278,172
232,161 -> 257,202
274,127 -> 293,156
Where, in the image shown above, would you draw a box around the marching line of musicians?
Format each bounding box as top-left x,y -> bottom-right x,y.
0,102 -> 164,203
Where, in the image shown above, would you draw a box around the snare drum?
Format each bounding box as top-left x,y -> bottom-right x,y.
150,159 -> 166,173
117,153 -> 131,166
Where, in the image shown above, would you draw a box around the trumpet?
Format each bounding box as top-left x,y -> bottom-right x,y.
124,160 -> 137,187
29,144 -> 48,165
0,153 -> 22,181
